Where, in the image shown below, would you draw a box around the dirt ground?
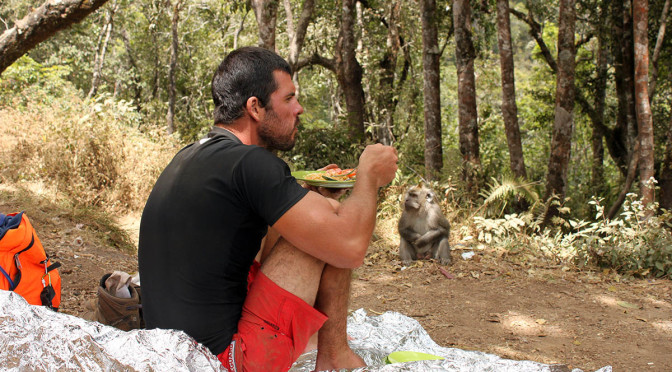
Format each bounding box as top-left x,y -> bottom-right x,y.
2,197 -> 671,372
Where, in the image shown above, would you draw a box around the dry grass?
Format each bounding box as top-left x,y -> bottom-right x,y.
0,92 -> 181,213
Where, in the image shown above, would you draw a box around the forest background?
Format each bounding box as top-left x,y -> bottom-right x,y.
1,0 -> 672,283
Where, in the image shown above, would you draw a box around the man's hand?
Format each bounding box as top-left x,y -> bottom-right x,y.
357,144 -> 398,188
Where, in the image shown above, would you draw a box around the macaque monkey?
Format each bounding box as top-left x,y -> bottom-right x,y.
398,184 -> 451,265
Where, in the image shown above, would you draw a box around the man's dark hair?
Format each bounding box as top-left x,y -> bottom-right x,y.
211,46 -> 292,125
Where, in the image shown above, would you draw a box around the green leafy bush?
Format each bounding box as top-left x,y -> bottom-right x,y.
0,56 -> 71,107
569,196 -> 672,277
283,125 -> 364,171
470,193 -> 672,278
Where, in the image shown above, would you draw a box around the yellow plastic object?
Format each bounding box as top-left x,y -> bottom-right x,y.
385,351 -> 445,364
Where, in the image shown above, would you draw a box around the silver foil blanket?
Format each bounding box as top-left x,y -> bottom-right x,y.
1,291 -> 611,371
291,309 -> 611,372
0,291 -> 225,371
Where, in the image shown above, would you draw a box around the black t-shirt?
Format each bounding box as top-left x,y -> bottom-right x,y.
138,128 -> 308,355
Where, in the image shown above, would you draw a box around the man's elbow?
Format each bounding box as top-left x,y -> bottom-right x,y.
333,241 -> 367,269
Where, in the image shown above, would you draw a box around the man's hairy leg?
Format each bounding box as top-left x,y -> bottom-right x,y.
260,234 -> 364,370
314,265 -> 366,370
260,237 -> 324,305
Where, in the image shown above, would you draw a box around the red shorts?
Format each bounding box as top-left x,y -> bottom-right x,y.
217,261 -> 327,371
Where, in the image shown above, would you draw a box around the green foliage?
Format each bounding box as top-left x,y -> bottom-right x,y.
480,177 -> 541,218
569,196 -> 672,278
0,56 -> 72,106
283,125 -> 364,171
470,194 -> 672,278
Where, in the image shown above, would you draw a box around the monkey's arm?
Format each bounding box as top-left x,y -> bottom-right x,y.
416,213 -> 450,246
415,226 -> 448,246
398,225 -> 421,245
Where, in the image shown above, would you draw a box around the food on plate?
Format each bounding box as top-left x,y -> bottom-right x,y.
305,168 -> 356,181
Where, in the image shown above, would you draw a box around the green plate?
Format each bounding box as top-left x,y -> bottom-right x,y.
291,170 -> 356,188
384,351 -> 445,364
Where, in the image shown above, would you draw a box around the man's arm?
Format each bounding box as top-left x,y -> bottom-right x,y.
272,144 -> 397,268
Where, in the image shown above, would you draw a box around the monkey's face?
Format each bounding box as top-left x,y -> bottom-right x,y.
403,185 -> 435,211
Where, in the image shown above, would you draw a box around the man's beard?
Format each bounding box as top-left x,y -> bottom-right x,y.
258,108 -> 299,152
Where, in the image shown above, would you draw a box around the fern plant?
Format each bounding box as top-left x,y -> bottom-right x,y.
479,177 -> 541,218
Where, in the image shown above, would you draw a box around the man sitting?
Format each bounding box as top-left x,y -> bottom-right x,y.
138,46 -> 398,371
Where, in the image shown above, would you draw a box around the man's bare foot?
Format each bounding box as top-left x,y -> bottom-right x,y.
314,349 -> 365,371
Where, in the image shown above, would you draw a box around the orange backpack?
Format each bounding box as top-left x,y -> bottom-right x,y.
0,212 -> 61,310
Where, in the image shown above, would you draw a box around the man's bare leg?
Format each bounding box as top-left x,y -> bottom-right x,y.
259,236 -> 364,370
260,237 -> 324,306
314,265 -> 365,370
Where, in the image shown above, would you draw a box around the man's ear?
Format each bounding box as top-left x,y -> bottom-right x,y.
245,96 -> 263,122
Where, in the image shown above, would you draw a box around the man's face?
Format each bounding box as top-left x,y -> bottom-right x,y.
258,71 -> 304,151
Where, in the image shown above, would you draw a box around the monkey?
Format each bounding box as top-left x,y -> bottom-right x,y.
398,184 -> 451,265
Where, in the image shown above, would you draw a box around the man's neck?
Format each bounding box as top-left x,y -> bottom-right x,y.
214,123 -> 256,145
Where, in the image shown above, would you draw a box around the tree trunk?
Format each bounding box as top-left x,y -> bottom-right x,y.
0,0 -> 111,75
167,0 -> 182,135
633,0 -> 655,211
622,0 -> 639,157
510,6 -> 630,180
87,1 -> 118,100
335,0 -> 366,141
649,0 -> 669,101
604,0 -> 638,178
607,142 -> 640,219
374,1 -> 402,146
121,28 -> 143,113
454,0 -> 480,193
543,0 -> 576,226
590,0 -> 610,195
283,0 -> 315,97
421,0 -> 443,180
660,108 -> 672,211
591,41 -> 608,195
496,0 -> 526,180
251,0 -> 278,51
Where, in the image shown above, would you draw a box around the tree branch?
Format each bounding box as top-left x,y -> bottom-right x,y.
575,32 -> 594,50
510,7 -> 557,72
0,0 -> 111,75
296,52 -> 335,72
649,0 -> 670,101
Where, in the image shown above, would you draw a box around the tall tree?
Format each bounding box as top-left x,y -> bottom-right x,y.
660,107 -> 672,210
454,0 -> 480,194
633,0 -> 655,210
0,0 -> 111,74
295,0 -> 366,140
166,0 -> 183,135
283,0 -> 315,96
543,0 -> 576,226
251,0 -> 278,50
421,0 -> 443,180
374,0 -> 403,146
605,0 -> 641,218
510,5 -> 630,183
87,1 -> 119,100
120,28 -> 143,112
496,0 -> 526,180
589,0 -> 610,195
334,0 -> 366,140
648,0 -> 669,101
